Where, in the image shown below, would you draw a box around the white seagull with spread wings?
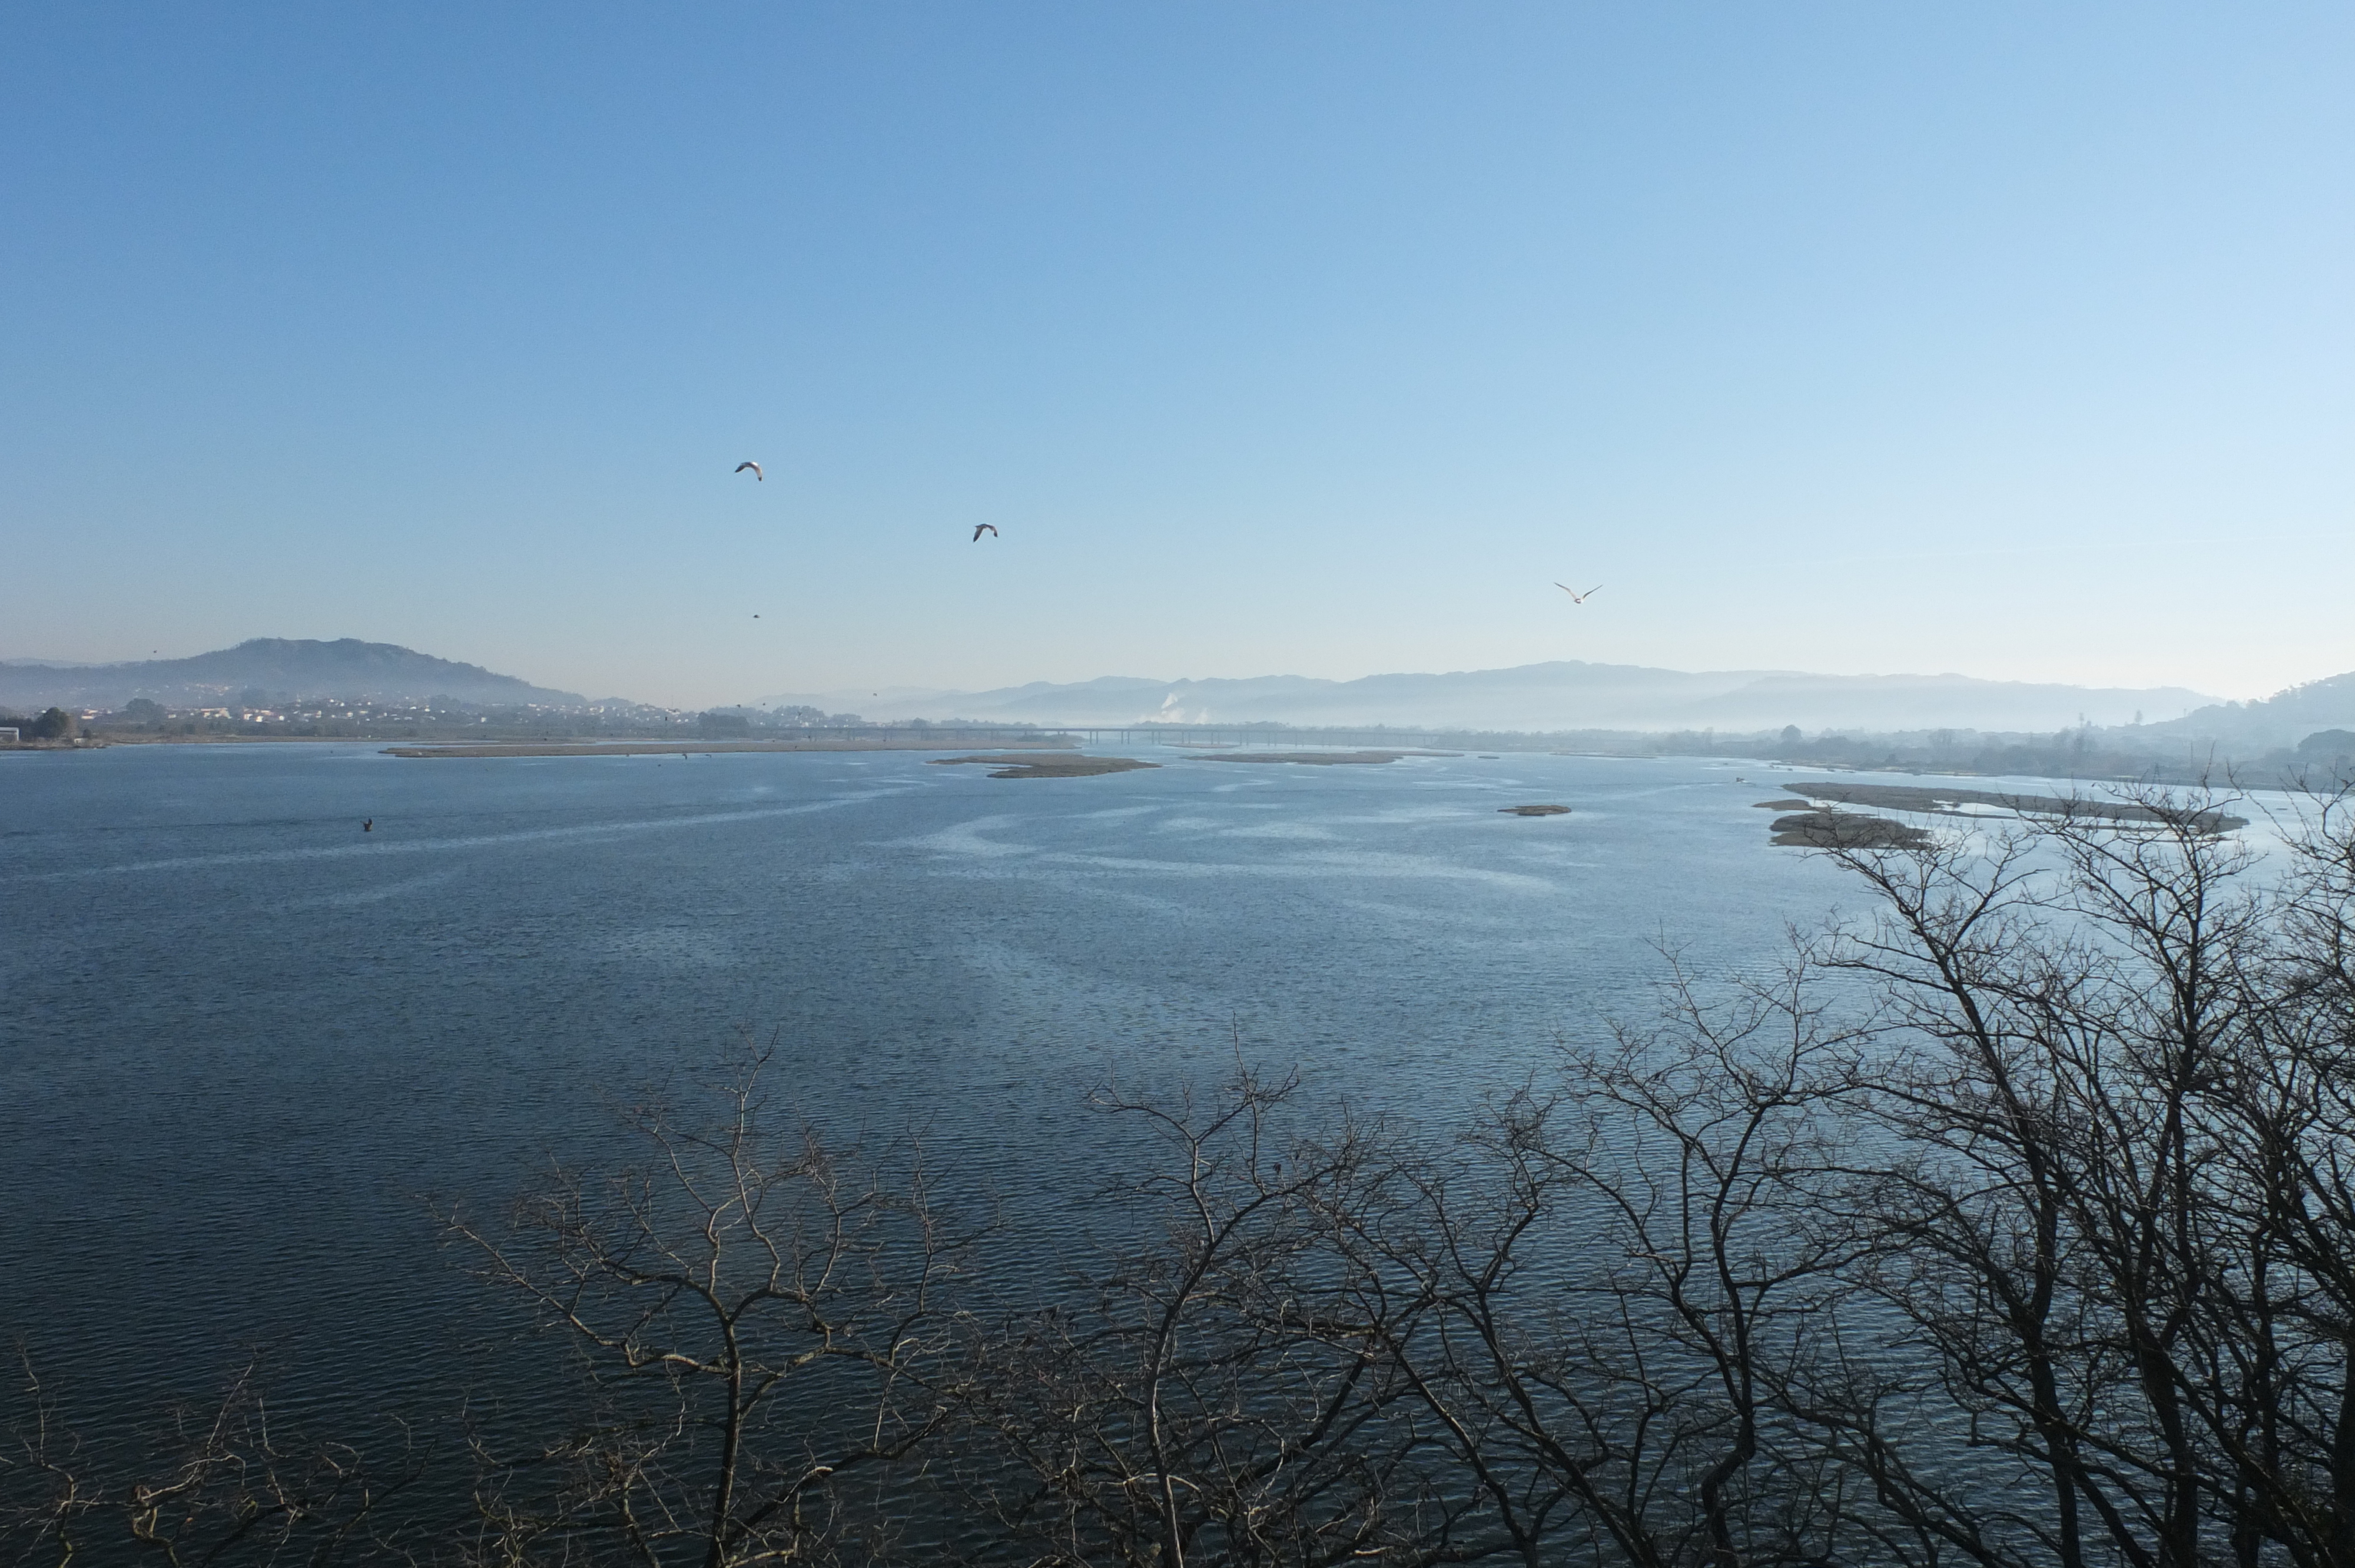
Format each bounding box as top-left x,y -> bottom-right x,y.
972,524 -> 999,542
735,461 -> 762,481
1555,582 -> 1602,604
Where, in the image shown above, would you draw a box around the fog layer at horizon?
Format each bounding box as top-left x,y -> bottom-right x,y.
3,2 -> 2347,709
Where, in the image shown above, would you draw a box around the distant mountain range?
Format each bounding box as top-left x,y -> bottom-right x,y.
0,639 -> 586,709
18,639 -> 2352,750
759,661 -> 2218,735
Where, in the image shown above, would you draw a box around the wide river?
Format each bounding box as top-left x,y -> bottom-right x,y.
4,741 -> 1879,1446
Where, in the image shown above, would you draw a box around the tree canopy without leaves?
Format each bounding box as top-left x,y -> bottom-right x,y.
11,784 -> 2355,1567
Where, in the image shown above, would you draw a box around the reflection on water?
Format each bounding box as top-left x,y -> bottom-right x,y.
3,743 -> 1867,1436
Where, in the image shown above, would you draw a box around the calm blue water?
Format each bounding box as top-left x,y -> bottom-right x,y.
1,742 -> 1860,1435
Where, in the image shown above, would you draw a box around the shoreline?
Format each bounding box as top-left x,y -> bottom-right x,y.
384,738 -> 1079,759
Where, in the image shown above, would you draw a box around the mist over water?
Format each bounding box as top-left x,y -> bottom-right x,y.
7,742 -> 1876,1439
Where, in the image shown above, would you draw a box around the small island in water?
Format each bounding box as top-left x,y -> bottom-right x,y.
1190,750 -> 1461,766
1768,809 -> 1934,849
930,753 -> 1160,779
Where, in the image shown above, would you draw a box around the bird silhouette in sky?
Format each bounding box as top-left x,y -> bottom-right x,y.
1555,582 -> 1602,604
735,461 -> 762,480
972,524 -> 999,542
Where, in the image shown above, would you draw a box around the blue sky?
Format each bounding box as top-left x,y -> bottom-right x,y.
4,3 -> 2348,707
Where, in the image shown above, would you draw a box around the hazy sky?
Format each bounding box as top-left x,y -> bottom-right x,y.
4,4 -> 2349,707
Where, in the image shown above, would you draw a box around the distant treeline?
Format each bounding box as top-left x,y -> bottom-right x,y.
1642,720 -> 2355,786
0,706 -> 79,739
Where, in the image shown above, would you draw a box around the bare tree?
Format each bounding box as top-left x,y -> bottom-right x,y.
1324,952 -> 1975,1568
1814,786 -> 2355,1568
0,1348 -> 98,1565
954,1060 -> 1480,1568
2187,783 -> 2355,1566
948,787 -> 2355,1568
446,1042 -> 974,1567
0,1346 -> 419,1566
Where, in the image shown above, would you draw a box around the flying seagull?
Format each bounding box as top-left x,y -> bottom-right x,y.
971,524 -> 999,542
1555,582 -> 1602,604
735,461 -> 762,481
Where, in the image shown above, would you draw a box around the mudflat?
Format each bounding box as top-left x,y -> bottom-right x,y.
1782,780 -> 2246,834
1769,810 -> 1933,849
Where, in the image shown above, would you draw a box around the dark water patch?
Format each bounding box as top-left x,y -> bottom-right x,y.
1,745 -> 1858,1480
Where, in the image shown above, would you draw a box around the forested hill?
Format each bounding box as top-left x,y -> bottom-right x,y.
0,639 -> 586,709
2145,672 -> 2355,751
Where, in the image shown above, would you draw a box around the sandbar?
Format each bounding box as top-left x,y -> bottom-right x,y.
1782,780 -> 2245,834
385,738 -> 1077,759
930,754 -> 1160,779
1189,750 -> 1462,766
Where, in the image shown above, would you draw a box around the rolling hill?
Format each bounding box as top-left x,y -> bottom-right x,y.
0,639 -> 586,710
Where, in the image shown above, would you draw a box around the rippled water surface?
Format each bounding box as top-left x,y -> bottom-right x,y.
2,742 -> 1863,1431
